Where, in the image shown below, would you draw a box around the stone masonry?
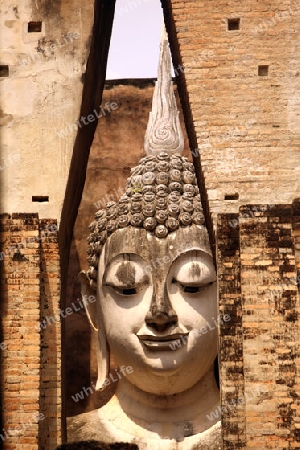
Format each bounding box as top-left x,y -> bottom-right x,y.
0,0 -> 93,218
163,0 -> 300,223
0,214 -> 61,450
217,200 -> 300,449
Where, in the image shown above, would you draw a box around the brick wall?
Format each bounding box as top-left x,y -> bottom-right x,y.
0,214 -> 61,449
163,0 -> 300,225
217,200 -> 300,449
217,212 -> 245,449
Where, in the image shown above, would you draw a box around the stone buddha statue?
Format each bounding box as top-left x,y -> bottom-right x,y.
67,28 -> 222,450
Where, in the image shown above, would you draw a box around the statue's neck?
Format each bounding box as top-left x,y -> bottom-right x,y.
115,364 -> 220,436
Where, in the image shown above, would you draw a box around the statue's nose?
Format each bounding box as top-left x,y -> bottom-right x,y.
145,283 -> 178,332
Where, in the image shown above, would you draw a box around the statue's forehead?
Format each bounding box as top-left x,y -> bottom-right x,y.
101,225 -> 212,265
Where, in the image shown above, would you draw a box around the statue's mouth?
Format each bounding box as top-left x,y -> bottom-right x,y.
138,333 -> 188,341
137,333 -> 189,350
136,324 -> 189,350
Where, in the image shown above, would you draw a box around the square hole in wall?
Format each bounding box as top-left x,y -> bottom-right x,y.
227,18 -> 240,31
32,196 -> 49,202
224,193 -> 239,200
0,65 -> 9,77
258,65 -> 269,76
28,21 -> 42,32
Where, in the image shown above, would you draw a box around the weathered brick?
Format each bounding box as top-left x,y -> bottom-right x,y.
1,216 -> 61,449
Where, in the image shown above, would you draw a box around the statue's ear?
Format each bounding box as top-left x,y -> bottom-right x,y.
78,271 -> 98,330
78,270 -> 109,390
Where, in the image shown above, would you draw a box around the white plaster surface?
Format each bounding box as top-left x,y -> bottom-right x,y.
0,0 -> 94,220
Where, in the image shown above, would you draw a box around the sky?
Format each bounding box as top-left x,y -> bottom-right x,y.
106,0 -> 164,79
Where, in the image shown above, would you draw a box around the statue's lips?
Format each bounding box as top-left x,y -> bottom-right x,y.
136,324 -> 189,350
138,334 -> 188,342
137,333 -> 189,350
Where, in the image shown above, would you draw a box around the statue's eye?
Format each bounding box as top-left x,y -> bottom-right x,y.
121,288 -> 137,296
175,281 -> 214,294
183,286 -> 201,294
104,257 -> 148,297
104,284 -> 143,297
171,255 -> 216,296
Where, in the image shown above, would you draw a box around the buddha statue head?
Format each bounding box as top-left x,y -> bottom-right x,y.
72,27 -> 220,446
80,150 -> 218,394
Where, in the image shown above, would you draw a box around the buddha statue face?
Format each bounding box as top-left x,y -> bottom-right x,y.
97,224 -> 217,396
80,152 -> 218,396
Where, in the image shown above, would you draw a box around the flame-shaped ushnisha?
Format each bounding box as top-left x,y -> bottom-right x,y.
144,25 -> 184,156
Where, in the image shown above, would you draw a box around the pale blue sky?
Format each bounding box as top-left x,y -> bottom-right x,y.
106,0 -> 164,79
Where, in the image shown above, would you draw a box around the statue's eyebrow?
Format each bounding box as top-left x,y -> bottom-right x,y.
171,249 -> 210,265
170,251 -> 216,282
105,252 -> 139,266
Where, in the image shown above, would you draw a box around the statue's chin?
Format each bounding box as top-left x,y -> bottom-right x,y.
111,344 -> 216,397
117,365 -> 208,397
